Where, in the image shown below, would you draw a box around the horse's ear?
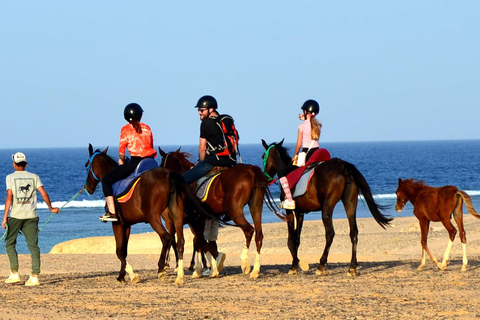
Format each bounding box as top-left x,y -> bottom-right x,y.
279,138 -> 285,147
102,147 -> 109,154
88,144 -> 93,156
158,146 -> 167,157
175,147 -> 181,153
398,178 -> 403,185
261,139 -> 269,149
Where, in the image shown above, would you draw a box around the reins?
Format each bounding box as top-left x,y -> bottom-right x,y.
38,186 -> 86,231
0,186 -> 87,241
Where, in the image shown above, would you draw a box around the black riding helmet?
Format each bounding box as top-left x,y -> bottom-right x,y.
124,103 -> 143,122
195,95 -> 218,109
301,99 -> 320,115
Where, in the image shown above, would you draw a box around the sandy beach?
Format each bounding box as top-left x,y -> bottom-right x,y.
2,215 -> 480,319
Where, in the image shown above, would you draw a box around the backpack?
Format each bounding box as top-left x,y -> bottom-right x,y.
214,114 -> 241,162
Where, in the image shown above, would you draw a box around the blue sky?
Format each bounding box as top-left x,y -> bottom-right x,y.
1,1 -> 478,149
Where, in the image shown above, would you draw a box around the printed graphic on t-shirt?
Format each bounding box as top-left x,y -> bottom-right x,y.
14,178 -> 35,204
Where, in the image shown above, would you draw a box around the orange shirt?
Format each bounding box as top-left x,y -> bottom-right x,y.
119,123 -> 157,158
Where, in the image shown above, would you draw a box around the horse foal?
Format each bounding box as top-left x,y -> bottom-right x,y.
395,178 -> 480,272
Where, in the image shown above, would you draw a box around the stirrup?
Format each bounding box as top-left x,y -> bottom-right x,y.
281,199 -> 296,210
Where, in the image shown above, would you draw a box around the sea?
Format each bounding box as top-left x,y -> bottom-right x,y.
1,140 -> 480,254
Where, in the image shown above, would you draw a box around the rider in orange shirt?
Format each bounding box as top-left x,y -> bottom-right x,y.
99,103 -> 157,222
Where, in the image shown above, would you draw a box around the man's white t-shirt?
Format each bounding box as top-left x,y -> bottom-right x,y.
6,171 -> 43,219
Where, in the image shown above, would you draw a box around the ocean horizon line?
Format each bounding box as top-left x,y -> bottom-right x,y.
1,138 -> 480,150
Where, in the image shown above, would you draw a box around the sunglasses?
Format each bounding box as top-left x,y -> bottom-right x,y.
198,108 -> 208,113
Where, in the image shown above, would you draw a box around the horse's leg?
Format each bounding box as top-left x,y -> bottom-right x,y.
453,202 -> 467,271
226,212 -> 254,275
188,222 -> 208,278
343,200 -> 359,277
418,219 -> 440,270
148,216 -> 171,281
165,221 -> 179,272
169,196 -> 185,285
248,189 -> 265,279
439,216 -> 458,271
189,237 -> 198,272
111,224 -> 129,283
317,208 -> 335,276
286,211 -> 305,275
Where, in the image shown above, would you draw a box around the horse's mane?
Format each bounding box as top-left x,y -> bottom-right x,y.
403,178 -> 427,186
273,142 -> 292,164
173,150 -> 194,167
96,149 -> 119,168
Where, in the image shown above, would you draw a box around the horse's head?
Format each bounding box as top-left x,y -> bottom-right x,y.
158,146 -> 194,174
395,178 -> 409,212
85,144 -> 118,194
261,139 -> 292,182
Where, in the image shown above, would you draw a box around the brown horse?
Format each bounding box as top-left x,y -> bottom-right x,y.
158,146 -> 269,279
262,139 -> 392,277
85,144 -> 214,285
395,178 -> 480,271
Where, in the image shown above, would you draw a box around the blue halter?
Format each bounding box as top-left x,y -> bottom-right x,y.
86,151 -> 102,181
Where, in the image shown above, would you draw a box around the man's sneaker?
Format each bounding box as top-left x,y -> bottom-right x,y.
281,199 -> 296,210
25,274 -> 40,287
99,212 -> 118,222
217,252 -> 226,273
5,272 -> 21,284
201,268 -> 212,277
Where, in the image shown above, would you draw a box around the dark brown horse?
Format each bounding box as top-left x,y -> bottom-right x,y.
158,146 -> 268,279
85,144 -> 214,285
395,178 -> 480,271
262,139 -> 392,277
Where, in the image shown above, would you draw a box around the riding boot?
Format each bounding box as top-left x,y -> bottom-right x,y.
279,177 -> 295,209
100,196 -> 118,222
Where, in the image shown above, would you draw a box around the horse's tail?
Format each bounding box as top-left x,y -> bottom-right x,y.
167,171 -> 220,223
457,191 -> 480,220
344,161 -> 393,229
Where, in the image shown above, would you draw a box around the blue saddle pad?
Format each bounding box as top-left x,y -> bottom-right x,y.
112,158 -> 158,197
292,167 -> 316,198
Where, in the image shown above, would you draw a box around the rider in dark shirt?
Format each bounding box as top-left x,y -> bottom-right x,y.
183,95 -> 236,183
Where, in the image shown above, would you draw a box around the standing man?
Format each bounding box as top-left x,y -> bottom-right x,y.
183,95 -> 236,275
2,152 -> 60,286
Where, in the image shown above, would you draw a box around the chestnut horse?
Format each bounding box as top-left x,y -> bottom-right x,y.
85,144 -> 214,285
158,146 -> 269,279
262,139 -> 392,277
395,178 -> 480,271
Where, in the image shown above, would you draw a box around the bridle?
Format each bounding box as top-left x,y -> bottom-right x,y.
86,151 -> 102,181
262,145 -> 277,183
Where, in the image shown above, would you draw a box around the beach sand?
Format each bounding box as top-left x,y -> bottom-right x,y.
2,215 -> 480,319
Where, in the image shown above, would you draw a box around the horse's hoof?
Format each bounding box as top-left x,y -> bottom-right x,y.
158,271 -> 167,281
348,269 -> 357,277
462,265 -> 467,272
241,260 -> 251,275
299,260 -> 309,271
288,268 -> 298,275
315,268 -> 326,276
175,277 -> 184,285
250,271 -> 259,279
417,265 -> 424,271
130,273 -> 139,284
192,271 -> 200,279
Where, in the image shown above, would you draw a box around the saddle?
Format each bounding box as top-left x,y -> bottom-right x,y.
113,158 -> 158,203
194,166 -> 229,201
286,148 -> 331,193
